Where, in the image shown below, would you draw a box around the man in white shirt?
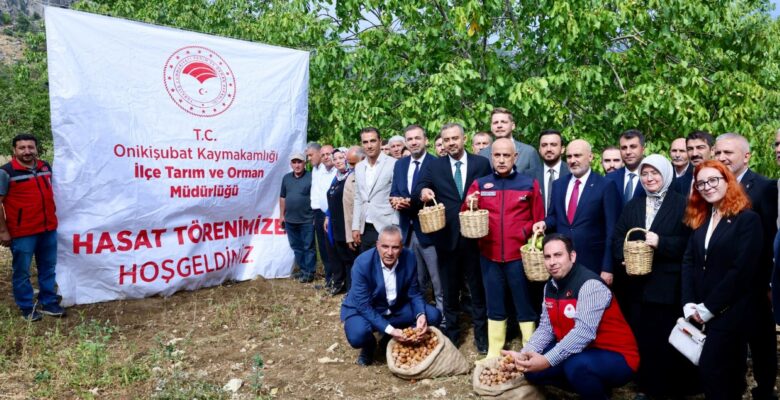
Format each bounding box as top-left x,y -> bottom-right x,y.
530,129 -> 569,216
340,225 -> 442,366
605,130 -> 646,205
478,107 -> 542,174
714,133 -> 779,400
352,128 -> 398,252
670,137 -> 691,178
390,125 -> 443,316
309,142 -> 337,288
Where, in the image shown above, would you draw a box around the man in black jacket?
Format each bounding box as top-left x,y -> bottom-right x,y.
714,133 -> 778,400
415,122 -> 492,352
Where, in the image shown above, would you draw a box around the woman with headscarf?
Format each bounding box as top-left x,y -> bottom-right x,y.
324,148 -> 358,296
681,160 -> 762,399
613,154 -> 698,399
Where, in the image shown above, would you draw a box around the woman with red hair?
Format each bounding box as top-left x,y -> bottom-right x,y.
681,160 -> 762,399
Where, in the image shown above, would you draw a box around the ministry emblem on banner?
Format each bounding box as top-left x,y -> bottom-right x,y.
164,45 -> 237,117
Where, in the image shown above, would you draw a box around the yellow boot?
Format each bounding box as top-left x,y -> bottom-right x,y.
476,319 -> 507,364
519,321 -> 536,347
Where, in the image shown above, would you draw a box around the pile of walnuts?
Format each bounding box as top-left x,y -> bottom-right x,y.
391,327 -> 439,369
478,354 -> 522,386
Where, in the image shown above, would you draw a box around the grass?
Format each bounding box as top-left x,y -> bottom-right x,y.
0,302 -> 240,399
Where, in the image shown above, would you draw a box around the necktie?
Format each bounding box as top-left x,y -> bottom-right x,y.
567,179 -> 580,224
454,161 -> 464,198
546,169 -> 555,213
410,160 -> 420,193
624,172 -> 636,202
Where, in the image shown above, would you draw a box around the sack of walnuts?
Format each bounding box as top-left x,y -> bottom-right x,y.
472,355 -> 544,399
386,326 -> 470,379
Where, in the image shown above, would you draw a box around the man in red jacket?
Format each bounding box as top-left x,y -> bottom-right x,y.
503,234 -> 638,399
0,134 -> 64,321
463,138 -> 545,360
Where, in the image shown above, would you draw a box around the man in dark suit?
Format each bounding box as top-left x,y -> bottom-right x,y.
606,129 -> 646,205
341,225 -> 442,366
533,139 -> 622,285
478,107 -> 542,175
714,133 -> 778,400
390,124 -> 443,315
671,130 -> 714,195
774,129 -> 780,326
415,122 -> 492,352
529,129 -> 569,217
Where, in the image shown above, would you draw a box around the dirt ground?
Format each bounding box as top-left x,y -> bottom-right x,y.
0,251 -> 777,399
0,33 -> 24,64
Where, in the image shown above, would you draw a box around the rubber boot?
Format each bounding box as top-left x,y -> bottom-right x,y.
519,321 -> 536,347
477,319 -> 507,364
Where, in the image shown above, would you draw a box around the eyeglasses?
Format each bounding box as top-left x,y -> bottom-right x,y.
694,176 -> 723,191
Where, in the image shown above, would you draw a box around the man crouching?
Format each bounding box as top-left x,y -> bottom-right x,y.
502,234 -> 638,399
341,225 -> 442,366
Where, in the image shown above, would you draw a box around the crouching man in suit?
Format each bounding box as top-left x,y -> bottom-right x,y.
341,225 -> 443,366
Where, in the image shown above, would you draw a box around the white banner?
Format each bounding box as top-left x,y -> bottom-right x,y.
45,7 -> 309,305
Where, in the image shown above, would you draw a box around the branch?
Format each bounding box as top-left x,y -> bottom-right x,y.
605,59 -> 627,94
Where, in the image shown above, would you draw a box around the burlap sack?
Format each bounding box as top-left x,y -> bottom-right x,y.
472,356 -> 545,399
386,327 -> 470,380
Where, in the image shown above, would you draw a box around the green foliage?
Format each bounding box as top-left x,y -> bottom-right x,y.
2,0 -> 780,175
250,353 -> 265,393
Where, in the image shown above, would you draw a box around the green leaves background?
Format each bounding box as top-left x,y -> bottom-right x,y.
2,0 -> 779,175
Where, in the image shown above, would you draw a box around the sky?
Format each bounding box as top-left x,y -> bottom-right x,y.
773,0 -> 780,17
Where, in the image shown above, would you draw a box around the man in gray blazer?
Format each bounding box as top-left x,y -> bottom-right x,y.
479,107 -> 542,174
352,127 -> 399,252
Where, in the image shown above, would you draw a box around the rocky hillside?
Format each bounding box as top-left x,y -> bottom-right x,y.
1,0 -> 76,18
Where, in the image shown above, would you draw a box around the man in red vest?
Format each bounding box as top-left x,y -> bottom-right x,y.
502,233 -> 638,400
0,134 -> 64,321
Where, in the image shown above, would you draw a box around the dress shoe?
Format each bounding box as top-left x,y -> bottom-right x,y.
328,284 -> 346,296
356,347 -> 374,366
297,274 -> 314,283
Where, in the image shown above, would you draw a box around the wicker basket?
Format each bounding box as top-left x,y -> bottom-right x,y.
459,197 -> 489,238
521,231 -> 549,282
624,227 -> 653,276
419,198 -> 446,233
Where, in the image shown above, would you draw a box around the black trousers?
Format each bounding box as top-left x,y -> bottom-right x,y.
699,327 -> 749,400
631,302 -> 700,396
359,223 -> 379,253
332,240 -> 357,290
313,210 -> 336,283
437,236 -> 486,345
748,292 -> 778,399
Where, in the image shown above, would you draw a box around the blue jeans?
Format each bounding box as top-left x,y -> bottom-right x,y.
525,347 -> 634,400
11,230 -> 59,310
480,256 -> 536,321
285,222 -> 316,278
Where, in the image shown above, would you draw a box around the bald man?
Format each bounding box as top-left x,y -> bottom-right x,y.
463,138 -> 545,359
533,139 -> 622,285
714,133 -> 778,400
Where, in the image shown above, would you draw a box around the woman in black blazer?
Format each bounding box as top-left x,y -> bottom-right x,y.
613,154 -> 697,398
682,160 -> 762,399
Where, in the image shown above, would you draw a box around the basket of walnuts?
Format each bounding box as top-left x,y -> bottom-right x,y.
472,355 -> 544,399
386,326 -> 470,380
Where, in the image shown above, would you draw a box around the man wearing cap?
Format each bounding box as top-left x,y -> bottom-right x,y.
280,152 -> 316,282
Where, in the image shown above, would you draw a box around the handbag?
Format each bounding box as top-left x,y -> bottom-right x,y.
668,317 -> 706,366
